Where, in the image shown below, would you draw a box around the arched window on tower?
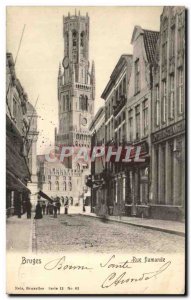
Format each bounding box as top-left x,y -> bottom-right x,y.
72,30 -> 77,47
79,95 -> 88,111
79,95 -> 83,110
85,95 -> 88,111
65,32 -> 69,51
80,31 -> 85,47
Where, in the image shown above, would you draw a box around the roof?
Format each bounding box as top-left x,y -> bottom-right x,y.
131,26 -> 159,65
143,29 -> 159,64
101,54 -> 132,100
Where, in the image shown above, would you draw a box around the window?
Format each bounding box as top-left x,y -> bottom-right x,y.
72,31 -> 77,47
65,95 -> 69,111
63,96 -> 65,111
63,181 -> 66,191
68,181 -> 72,191
161,80 -> 167,123
128,109 -> 133,141
48,175 -> 51,180
135,59 -> 140,94
76,163 -> 80,172
123,76 -> 126,95
170,26 -> 175,57
56,181 -> 59,191
116,89 -> 119,102
162,42 -> 167,66
79,95 -> 88,111
119,83 -> 122,98
143,99 -> 148,136
80,32 -> 85,47
65,32 -> 69,50
162,19 -> 168,66
155,85 -> 160,126
169,74 -> 175,119
122,123 -> 126,141
48,181 -> 51,191
178,13 -> 184,52
135,105 -> 140,140
13,98 -> 17,118
119,128 -> 121,143
178,68 -> 184,114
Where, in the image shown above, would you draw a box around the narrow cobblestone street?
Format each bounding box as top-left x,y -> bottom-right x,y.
34,214 -> 184,254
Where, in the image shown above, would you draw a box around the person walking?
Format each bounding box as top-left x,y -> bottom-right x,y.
56,200 -> 61,215
64,197 -> 69,215
53,202 -> 58,218
46,202 -> 49,215
42,201 -> 46,215
83,199 -> 86,213
26,200 -> 32,219
34,201 -> 43,219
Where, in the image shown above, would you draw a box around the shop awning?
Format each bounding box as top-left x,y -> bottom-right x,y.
6,170 -> 31,193
6,129 -> 31,182
38,190 -> 53,202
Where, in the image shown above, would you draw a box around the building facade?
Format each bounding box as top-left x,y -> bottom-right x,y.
26,102 -> 39,207
37,156 -> 87,205
151,7 -> 185,221
89,106 -> 105,215
122,26 -> 159,217
53,12 -> 95,204
98,28 -> 160,217
101,55 -> 133,216
6,53 -> 35,217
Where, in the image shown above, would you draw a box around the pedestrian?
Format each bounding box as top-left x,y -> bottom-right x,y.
17,197 -> 22,219
49,202 -> 53,215
46,202 -> 49,215
26,200 -> 32,219
64,197 -> 69,215
42,201 -> 46,215
34,201 -> 43,219
83,199 -> 86,213
53,202 -> 58,218
56,200 -> 61,215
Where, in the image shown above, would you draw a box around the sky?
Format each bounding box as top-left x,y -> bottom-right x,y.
6,6 -> 163,154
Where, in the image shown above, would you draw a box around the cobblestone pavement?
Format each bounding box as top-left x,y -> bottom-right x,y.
35,214 -> 184,254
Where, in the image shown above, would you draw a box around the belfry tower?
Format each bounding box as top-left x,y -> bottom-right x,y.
56,11 -> 95,169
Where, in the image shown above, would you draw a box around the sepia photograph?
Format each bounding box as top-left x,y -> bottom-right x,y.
6,6 -> 186,295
